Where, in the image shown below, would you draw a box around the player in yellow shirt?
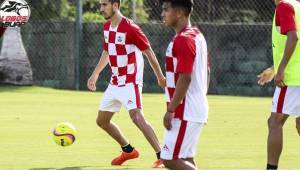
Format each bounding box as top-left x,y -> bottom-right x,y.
258,0 -> 300,169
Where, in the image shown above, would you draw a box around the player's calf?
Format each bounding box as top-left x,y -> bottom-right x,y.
129,109 -> 147,130
129,109 -> 162,157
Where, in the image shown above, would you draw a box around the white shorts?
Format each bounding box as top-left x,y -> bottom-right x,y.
99,83 -> 142,112
271,86 -> 300,117
161,119 -> 204,160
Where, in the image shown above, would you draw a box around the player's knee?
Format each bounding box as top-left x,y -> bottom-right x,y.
130,114 -> 146,129
296,124 -> 300,136
162,160 -> 176,169
268,116 -> 283,130
267,117 -> 273,128
96,117 -> 102,127
96,116 -> 109,129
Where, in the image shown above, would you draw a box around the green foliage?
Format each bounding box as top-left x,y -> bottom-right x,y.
191,0 -> 274,23
28,0 -> 148,23
83,12 -> 105,22
61,0 -> 76,21
121,0 -> 149,22
28,0 -> 64,20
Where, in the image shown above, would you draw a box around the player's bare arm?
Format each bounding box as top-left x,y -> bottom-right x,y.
207,67 -> 211,89
87,50 -> 109,91
143,48 -> 166,88
275,30 -> 298,87
257,66 -> 275,86
164,73 -> 191,130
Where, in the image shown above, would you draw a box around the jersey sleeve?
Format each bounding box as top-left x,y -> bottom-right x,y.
102,22 -> 109,51
275,2 -> 297,35
174,36 -> 196,74
128,23 -> 150,51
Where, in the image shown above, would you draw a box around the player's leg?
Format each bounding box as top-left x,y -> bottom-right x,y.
163,159 -> 197,170
97,110 -> 139,166
295,88 -> 300,136
129,108 -> 161,152
121,84 -> 161,152
161,120 -> 203,170
267,112 -> 289,167
121,84 -> 163,167
267,86 -> 299,169
97,85 -> 128,146
183,158 -> 196,166
96,111 -> 128,146
296,117 -> 300,136
180,121 -> 204,168
164,158 -> 196,170
98,85 -> 139,165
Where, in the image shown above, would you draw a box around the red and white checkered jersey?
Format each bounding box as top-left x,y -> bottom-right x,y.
103,17 -> 150,86
165,27 -> 209,123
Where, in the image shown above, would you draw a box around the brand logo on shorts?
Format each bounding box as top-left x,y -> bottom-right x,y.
162,144 -> 169,152
0,0 -> 30,27
127,100 -> 133,105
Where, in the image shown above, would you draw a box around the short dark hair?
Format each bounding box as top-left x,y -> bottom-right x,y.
109,0 -> 121,6
162,0 -> 193,16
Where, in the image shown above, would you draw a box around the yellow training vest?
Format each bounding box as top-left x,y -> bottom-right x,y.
272,0 -> 300,85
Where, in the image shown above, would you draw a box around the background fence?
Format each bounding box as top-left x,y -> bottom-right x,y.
0,0 -> 277,96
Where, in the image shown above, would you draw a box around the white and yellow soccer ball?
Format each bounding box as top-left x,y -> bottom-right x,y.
53,122 -> 77,147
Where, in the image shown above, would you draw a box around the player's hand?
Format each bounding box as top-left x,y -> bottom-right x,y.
163,111 -> 174,130
158,75 -> 166,88
257,67 -> 275,86
274,67 -> 286,88
87,74 -> 99,91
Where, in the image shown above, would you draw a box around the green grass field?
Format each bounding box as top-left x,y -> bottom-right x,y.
0,86 -> 299,170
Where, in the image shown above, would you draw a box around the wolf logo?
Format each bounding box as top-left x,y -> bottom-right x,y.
0,0 -> 29,16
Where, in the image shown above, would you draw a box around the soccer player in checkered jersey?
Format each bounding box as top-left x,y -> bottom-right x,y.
258,0 -> 300,169
160,0 -> 209,169
87,0 -> 165,168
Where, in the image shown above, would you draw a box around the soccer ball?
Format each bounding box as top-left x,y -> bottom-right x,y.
53,122 -> 77,147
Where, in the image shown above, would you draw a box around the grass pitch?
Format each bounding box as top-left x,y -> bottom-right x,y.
0,86 -> 299,170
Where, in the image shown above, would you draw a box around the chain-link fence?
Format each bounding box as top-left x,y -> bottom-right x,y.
0,0 -> 277,96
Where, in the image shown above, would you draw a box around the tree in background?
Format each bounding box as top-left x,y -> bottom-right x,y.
145,0 -> 275,23
205,0 -> 275,23
28,0 -> 67,21
121,0 -> 149,22
27,0 -> 148,23
82,0 -> 149,22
